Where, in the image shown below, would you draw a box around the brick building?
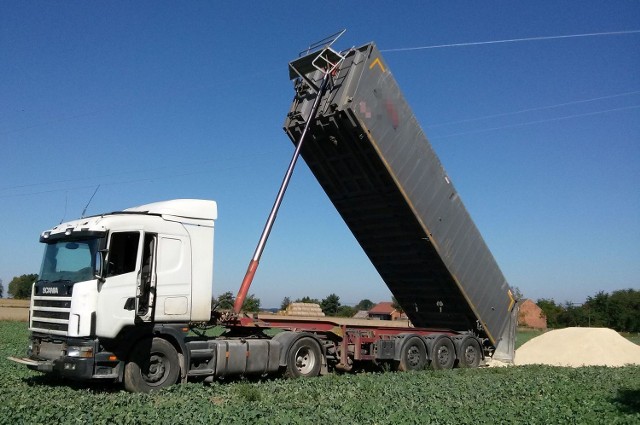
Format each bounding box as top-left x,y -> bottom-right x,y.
518,299 -> 547,329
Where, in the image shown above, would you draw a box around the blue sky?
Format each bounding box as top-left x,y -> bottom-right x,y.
1,1 -> 638,307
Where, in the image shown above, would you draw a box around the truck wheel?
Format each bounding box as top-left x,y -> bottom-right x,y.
285,337 -> 322,378
124,337 -> 180,393
398,336 -> 427,371
430,337 -> 455,370
457,338 -> 482,368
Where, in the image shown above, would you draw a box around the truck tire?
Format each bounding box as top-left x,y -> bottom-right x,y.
397,336 -> 427,371
430,337 -> 455,370
124,337 -> 180,393
457,338 -> 482,368
285,337 -> 322,378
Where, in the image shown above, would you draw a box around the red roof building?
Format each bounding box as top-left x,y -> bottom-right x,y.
368,302 -> 408,321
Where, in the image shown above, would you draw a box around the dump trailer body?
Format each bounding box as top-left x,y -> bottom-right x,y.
284,43 -> 515,350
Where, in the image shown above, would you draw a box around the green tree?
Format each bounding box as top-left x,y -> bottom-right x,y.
557,302 -> 589,327
320,293 -> 340,316
584,291 -> 610,328
8,274 -> 37,299
0,278 -> 3,298
212,291 -> 261,313
214,291 -> 235,310
511,286 -> 524,301
280,296 -> 291,311
295,296 -> 320,305
355,299 -> 374,311
607,289 -> 640,332
336,305 -> 357,318
242,294 -> 261,313
391,296 -> 404,314
536,298 -> 563,328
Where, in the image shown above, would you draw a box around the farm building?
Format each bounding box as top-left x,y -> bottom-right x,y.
368,302 -> 409,321
518,299 -> 547,329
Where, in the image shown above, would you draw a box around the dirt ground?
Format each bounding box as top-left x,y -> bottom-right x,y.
0,299 -> 29,321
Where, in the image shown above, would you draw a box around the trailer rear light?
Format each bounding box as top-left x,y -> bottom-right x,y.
108,355 -> 118,361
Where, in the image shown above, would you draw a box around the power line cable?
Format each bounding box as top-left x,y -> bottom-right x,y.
0,153 -> 278,199
0,151 -> 272,192
431,105 -> 640,140
426,90 -> 640,128
381,29 -> 640,52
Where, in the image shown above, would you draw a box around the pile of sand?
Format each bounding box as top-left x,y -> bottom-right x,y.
514,327 -> 640,367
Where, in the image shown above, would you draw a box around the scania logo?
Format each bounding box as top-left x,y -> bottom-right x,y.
42,287 -> 59,295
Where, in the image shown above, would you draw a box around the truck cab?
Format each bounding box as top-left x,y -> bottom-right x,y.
22,199 -> 216,382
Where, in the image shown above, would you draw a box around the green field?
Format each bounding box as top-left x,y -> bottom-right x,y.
515,328 -> 546,349
1,321 -> 638,424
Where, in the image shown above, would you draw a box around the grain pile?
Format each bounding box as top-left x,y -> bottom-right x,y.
514,327 -> 640,367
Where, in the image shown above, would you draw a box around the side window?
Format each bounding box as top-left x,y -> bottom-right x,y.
107,232 -> 140,277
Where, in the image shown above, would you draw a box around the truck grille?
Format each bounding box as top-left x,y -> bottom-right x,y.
30,296 -> 71,335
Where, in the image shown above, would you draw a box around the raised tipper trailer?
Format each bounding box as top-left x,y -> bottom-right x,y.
9,33 -> 517,392
283,39 -> 517,361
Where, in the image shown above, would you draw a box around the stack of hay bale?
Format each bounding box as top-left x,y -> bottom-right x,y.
285,302 -> 325,317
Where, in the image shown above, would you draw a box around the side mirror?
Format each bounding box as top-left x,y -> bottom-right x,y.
94,249 -> 107,282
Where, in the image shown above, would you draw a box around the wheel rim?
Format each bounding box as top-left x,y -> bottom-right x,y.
144,353 -> 170,386
294,346 -> 317,375
437,345 -> 450,365
406,345 -> 422,368
464,345 -> 478,365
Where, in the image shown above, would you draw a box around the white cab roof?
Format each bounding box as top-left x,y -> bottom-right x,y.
125,199 -> 218,220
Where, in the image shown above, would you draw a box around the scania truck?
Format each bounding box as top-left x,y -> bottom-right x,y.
9,34 -> 517,392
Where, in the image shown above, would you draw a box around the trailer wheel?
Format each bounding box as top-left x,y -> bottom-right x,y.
457,338 -> 482,368
124,337 -> 180,393
285,337 -> 322,378
398,336 -> 427,371
430,337 -> 455,370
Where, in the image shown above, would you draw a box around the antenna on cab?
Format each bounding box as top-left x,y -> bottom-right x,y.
81,185 -> 100,218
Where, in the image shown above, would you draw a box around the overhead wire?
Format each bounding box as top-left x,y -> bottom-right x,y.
426,90 -> 640,128
0,151 -> 275,197
431,105 -> 640,140
381,29 -> 640,52
379,29 -> 640,138
5,29 -> 639,195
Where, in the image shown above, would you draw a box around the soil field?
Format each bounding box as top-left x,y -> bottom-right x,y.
0,299 -> 29,321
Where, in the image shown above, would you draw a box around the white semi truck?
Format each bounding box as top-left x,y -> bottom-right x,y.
9,35 -> 517,392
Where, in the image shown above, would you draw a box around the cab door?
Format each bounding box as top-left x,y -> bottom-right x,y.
96,231 -> 143,338
136,233 -> 157,322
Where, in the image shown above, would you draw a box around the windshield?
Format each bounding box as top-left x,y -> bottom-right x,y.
39,239 -> 100,284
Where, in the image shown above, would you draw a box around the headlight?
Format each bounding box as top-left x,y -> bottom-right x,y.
67,346 -> 94,358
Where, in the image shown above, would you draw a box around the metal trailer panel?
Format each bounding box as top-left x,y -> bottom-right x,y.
284,43 -> 515,352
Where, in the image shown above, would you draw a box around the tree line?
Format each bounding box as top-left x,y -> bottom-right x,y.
211,292 -> 378,317
5,273 -> 637,333
536,288 -> 639,333
4,274 -> 37,299
278,294 -> 378,317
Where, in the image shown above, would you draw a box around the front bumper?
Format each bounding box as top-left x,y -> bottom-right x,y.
7,337 -> 122,381
8,354 -> 98,378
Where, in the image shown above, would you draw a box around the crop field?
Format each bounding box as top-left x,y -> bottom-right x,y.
0,299 -> 29,321
1,321 -> 638,424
